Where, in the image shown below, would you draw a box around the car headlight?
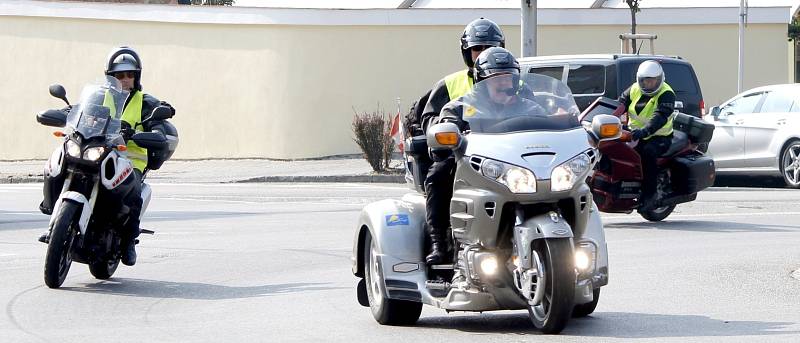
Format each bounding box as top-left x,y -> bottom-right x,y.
82,146 -> 106,161
481,158 -> 536,193
65,140 -> 81,158
550,152 -> 591,192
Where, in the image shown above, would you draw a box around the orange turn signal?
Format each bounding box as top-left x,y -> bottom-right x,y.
435,132 -> 458,145
53,131 -> 65,137
116,145 -> 128,152
599,124 -> 620,138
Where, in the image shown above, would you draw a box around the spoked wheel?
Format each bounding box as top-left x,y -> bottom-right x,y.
44,201 -> 79,289
639,204 -> 676,222
89,232 -> 120,279
363,233 -> 422,325
780,140 -> 800,189
89,258 -> 120,280
527,238 -> 576,334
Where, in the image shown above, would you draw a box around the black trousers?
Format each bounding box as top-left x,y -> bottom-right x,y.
635,135 -> 672,199
423,156 -> 456,240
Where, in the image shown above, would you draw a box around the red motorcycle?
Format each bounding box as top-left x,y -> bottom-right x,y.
580,97 -> 716,221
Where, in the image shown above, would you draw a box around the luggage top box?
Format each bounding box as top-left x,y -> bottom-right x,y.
673,112 -> 714,144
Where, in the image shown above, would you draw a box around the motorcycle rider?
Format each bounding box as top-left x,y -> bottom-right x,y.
424,47 -> 544,265
418,18 -> 506,265
618,60 -> 676,212
39,46 -> 174,266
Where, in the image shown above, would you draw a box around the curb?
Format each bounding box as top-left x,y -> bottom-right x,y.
0,176 -> 42,184
233,174 -> 405,183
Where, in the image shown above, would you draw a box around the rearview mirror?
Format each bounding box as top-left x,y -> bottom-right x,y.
426,122 -> 462,150
590,114 -> 622,142
709,106 -> 721,118
48,84 -> 70,106
36,109 -> 67,128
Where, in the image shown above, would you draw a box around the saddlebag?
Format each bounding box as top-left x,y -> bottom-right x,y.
673,113 -> 714,144
670,154 -> 715,194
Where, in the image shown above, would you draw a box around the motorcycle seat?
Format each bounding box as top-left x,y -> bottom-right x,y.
660,131 -> 690,157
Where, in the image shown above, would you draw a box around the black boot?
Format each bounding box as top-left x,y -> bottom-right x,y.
38,230 -> 50,244
121,239 -> 137,266
426,234 -> 450,265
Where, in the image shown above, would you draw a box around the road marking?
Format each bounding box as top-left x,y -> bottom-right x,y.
0,253 -> 16,257
154,196 -> 365,206
603,211 -> 800,221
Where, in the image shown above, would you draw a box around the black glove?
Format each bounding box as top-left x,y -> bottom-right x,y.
630,129 -> 647,141
120,122 -> 135,141
159,101 -> 176,117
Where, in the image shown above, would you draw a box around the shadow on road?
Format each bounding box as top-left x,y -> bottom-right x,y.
714,175 -> 789,189
61,278 -> 346,300
604,220 -> 797,233
417,311 -> 799,338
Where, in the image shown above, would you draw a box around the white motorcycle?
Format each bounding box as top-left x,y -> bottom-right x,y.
36,76 -> 177,288
352,74 -> 621,333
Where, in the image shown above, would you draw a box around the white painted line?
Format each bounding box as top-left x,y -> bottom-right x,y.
603,211 -> 800,221
0,253 -> 16,258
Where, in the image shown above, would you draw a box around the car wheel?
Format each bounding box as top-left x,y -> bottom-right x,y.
780,140 -> 800,189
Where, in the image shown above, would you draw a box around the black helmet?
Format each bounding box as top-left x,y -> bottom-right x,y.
105,46 -> 143,91
473,47 -> 520,83
460,18 -> 505,68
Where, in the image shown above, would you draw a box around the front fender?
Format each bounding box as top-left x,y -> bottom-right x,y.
514,211 -> 574,269
352,197 -> 425,277
49,191 -> 92,235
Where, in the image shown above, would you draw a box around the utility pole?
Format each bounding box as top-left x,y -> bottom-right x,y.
521,0 -> 537,57
738,0 -> 747,93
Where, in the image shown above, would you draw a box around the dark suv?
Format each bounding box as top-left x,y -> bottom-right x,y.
519,54 -> 705,117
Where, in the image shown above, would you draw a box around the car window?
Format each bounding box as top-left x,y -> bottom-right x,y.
760,90 -> 794,113
662,63 -> 698,93
721,93 -> 763,115
528,66 -> 564,81
566,64 -> 605,95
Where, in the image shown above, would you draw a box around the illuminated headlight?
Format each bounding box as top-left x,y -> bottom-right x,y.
575,243 -> 597,273
65,140 -> 81,158
82,147 -> 106,161
479,256 -> 498,276
481,159 -> 537,193
550,153 -> 591,192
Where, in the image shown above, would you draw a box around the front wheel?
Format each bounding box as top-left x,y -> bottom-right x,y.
44,201 -> 79,288
527,238 -> 576,334
639,204 -> 676,222
363,233 -> 422,325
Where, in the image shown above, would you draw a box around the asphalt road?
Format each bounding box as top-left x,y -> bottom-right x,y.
1,183 -> 799,342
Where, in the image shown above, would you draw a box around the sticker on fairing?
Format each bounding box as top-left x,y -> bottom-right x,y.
386,214 -> 409,227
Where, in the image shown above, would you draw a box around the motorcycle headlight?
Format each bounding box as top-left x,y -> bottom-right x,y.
550,152 -> 591,192
65,140 -> 81,158
481,158 -> 537,193
82,146 -> 106,161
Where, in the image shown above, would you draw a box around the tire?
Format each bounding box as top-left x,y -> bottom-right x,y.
527,238 -> 576,334
363,233 -> 422,325
572,288 -> 600,318
44,201 -> 79,289
639,204 -> 676,222
780,140 -> 800,189
89,258 -> 119,280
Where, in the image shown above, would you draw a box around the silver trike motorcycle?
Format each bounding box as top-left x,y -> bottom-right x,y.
352,74 -> 621,333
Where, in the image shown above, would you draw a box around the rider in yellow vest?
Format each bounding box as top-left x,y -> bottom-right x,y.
37,47 -> 175,267
619,60 -> 676,212
420,18 -> 506,265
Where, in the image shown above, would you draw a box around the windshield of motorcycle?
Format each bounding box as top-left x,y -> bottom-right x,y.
65,76 -> 128,139
453,73 -> 581,134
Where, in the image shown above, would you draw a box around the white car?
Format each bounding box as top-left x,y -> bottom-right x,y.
705,84 -> 800,188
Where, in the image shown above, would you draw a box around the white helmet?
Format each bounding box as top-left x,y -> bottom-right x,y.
636,60 -> 664,96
